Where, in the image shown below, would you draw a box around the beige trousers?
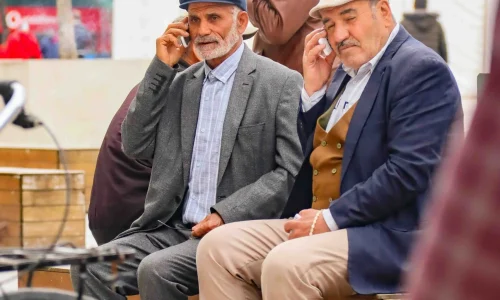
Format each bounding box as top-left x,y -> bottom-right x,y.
196,219 -> 355,300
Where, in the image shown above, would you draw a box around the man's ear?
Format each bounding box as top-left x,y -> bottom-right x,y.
378,0 -> 394,26
238,11 -> 249,35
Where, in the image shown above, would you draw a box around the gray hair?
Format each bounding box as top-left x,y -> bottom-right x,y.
172,14 -> 188,23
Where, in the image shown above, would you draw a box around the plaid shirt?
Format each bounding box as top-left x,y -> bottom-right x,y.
406,7 -> 500,300
182,44 -> 244,224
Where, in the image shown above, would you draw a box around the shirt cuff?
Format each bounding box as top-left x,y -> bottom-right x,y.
301,85 -> 327,112
322,209 -> 339,231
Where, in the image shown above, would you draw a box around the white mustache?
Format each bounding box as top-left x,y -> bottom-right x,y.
337,39 -> 360,51
195,36 -> 220,44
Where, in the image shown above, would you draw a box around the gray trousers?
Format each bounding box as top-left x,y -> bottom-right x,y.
70,223 -> 199,300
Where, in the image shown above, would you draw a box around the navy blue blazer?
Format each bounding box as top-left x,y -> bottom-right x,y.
281,27 -> 463,294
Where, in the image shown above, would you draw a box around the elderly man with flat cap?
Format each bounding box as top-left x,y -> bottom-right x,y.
196,0 -> 463,299
70,0 -> 304,299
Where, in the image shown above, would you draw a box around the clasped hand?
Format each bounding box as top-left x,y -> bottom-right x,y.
284,209 -> 331,240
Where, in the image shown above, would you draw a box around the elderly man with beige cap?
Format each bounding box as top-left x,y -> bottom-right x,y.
196,0 -> 463,299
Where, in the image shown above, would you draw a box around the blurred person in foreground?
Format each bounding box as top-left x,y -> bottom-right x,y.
89,13 -> 257,246
70,0 -> 304,299
88,14 -> 202,246
401,0 -> 447,62
246,0 -> 322,74
406,6 -> 500,300
196,0 -> 462,299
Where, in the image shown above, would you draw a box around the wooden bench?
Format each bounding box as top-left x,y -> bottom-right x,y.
18,266 -> 405,300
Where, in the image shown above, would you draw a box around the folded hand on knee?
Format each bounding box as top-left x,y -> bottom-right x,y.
191,213 -> 225,238
284,209 -> 330,240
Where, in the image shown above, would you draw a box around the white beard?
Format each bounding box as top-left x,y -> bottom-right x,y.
194,21 -> 240,61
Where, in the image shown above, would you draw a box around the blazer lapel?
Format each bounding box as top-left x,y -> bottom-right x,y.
341,26 -> 410,180
217,46 -> 256,185
181,65 -> 205,185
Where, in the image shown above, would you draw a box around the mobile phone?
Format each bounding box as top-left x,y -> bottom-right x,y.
318,37 -> 333,58
180,22 -> 191,47
180,35 -> 190,48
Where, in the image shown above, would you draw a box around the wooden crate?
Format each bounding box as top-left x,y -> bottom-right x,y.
0,167 -> 86,248
0,148 -> 99,211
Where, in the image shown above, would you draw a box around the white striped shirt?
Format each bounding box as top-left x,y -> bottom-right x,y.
182,44 -> 244,224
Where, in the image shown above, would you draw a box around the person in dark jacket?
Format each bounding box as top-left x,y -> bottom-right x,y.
401,0 -> 448,62
88,15 -> 201,246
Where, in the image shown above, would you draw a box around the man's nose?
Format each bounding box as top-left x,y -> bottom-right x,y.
198,20 -> 211,36
331,25 -> 350,48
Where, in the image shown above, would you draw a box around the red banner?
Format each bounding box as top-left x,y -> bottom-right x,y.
1,6 -> 112,55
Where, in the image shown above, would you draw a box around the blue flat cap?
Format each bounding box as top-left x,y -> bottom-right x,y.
179,0 -> 247,11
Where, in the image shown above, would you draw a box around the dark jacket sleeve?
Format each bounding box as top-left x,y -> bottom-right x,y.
247,0 -> 319,45
329,56 -> 460,228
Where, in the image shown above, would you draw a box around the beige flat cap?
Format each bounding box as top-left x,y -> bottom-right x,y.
310,0 -> 355,19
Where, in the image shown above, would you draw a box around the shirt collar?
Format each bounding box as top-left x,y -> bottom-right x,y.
342,23 -> 400,78
203,43 -> 245,83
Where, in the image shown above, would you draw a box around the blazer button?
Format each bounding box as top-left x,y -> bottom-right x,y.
329,198 -> 333,203
321,141 -> 327,147
312,196 -> 317,202
313,170 -> 319,176
332,168 -> 337,174
337,143 -> 342,149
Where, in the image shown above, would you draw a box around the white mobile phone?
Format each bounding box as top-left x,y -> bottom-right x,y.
318,37 -> 333,58
179,22 -> 190,47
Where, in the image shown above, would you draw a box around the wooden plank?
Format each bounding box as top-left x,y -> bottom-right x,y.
0,190 -> 21,205
21,173 -> 85,190
0,221 -> 21,237
63,149 -> 99,164
23,220 -> 85,237
19,268 -> 73,291
0,236 -> 21,247
61,163 -> 97,173
23,235 -> 85,248
0,205 -> 21,221
0,168 -> 82,175
0,148 -> 58,169
22,190 -> 85,206
0,175 -> 21,190
84,186 -> 92,212
23,205 -> 85,222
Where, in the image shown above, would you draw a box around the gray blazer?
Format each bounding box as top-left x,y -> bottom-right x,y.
119,45 -> 304,236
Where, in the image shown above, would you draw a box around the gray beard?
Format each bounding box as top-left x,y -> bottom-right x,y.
194,22 -> 240,61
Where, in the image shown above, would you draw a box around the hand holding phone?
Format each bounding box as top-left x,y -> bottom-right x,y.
156,17 -> 189,67
303,28 -> 337,96
318,37 -> 333,59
